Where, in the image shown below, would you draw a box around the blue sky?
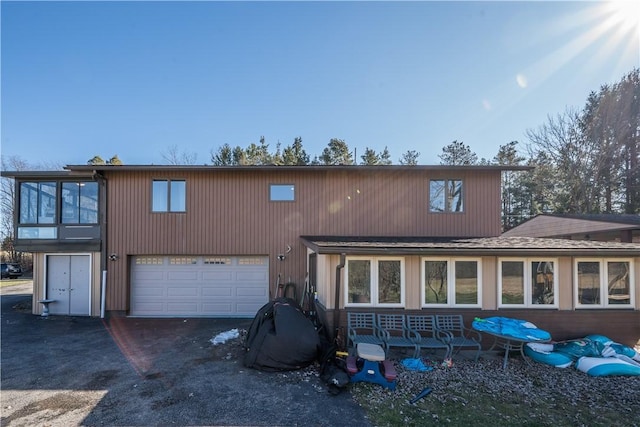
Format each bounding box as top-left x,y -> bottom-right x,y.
1,1 -> 639,166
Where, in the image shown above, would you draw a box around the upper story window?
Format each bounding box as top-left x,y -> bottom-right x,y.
575,259 -> 634,308
270,184 -> 295,201
422,257 -> 481,307
499,259 -> 558,308
61,182 -> 98,224
152,180 -> 186,212
429,179 -> 463,212
345,256 -> 404,307
19,182 -> 57,224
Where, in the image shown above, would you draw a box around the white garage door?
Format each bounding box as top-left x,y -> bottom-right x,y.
130,256 -> 269,317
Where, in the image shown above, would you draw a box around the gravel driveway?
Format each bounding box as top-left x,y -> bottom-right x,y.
1,285 -> 369,426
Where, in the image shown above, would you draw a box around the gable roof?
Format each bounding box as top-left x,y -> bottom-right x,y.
300,235 -> 640,256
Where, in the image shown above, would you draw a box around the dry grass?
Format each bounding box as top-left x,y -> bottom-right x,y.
350,353 -> 640,427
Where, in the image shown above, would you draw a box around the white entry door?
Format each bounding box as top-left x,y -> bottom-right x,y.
46,254 -> 91,316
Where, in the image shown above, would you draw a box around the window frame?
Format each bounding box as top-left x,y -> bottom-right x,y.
19,181 -> 58,225
574,258 -> 635,309
151,179 -> 186,213
269,183 -> 296,202
344,256 -> 405,308
428,178 -> 464,213
421,257 -> 482,308
498,258 -> 559,309
61,181 -> 99,224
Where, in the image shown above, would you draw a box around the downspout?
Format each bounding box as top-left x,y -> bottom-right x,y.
333,253 -> 346,342
100,270 -> 107,318
96,171 -> 108,319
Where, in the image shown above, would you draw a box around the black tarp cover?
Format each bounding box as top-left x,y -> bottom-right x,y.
243,298 -> 320,371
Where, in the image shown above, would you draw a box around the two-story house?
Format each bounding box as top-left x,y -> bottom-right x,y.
4,165 -> 639,347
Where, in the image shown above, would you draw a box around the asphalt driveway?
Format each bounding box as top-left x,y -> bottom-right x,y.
1,287 -> 370,426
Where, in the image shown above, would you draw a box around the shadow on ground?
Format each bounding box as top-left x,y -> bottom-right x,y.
1,293 -> 369,426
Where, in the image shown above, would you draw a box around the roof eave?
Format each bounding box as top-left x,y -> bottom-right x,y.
63,164 -> 534,173
302,246 -> 640,257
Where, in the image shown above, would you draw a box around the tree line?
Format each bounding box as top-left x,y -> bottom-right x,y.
197,69 -> 640,226
162,136 -> 419,167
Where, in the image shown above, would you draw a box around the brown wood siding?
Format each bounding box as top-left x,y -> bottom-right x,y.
105,168 -> 502,311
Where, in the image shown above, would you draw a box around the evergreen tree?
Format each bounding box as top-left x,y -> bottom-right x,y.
272,141 -> 284,166
233,146 -> 247,165
87,155 -> 106,165
244,136 -> 272,165
319,138 -> 353,165
108,155 -> 123,165
282,137 -> 310,165
438,141 -> 478,165
379,146 -> 392,165
211,143 -> 234,165
399,150 -> 420,165
360,147 -> 380,165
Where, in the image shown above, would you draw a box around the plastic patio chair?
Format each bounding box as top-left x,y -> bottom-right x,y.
406,314 -> 452,360
347,312 -> 385,354
435,314 -> 482,361
376,313 -> 420,358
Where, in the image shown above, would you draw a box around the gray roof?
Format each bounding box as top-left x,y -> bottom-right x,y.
541,213 -> 640,226
62,164 -> 533,173
299,235 -> 640,256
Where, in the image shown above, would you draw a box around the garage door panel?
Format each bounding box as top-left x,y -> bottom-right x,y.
133,286 -> 165,297
131,256 -> 269,317
202,303 -> 233,313
167,271 -> 199,280
133,271 -> 164,281
202,287 -> 233,297
167,286 -> 199,297
236,287 -> 268,297
167,302 -> 199,313
202,271 -> 234,281
235,271 -> 268,281
132,302 -> 165,312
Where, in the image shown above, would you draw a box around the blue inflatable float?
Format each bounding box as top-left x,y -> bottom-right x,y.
472,316 -> 551,342
525,335 -> 640,376
524,343 -> 573,368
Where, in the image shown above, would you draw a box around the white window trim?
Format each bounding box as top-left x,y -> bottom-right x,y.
421,257 -> 482,308
498,258 -> 559,309
344,256 -> 405,308
574,258 -> 635,309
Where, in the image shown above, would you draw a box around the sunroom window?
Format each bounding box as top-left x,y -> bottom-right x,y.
576,259 -> 634,308
499,259 -> 557,308
422,258 -> 481,307
345,257 -> 404,307
61,182 -> 98,224
19,182 -> 57,224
